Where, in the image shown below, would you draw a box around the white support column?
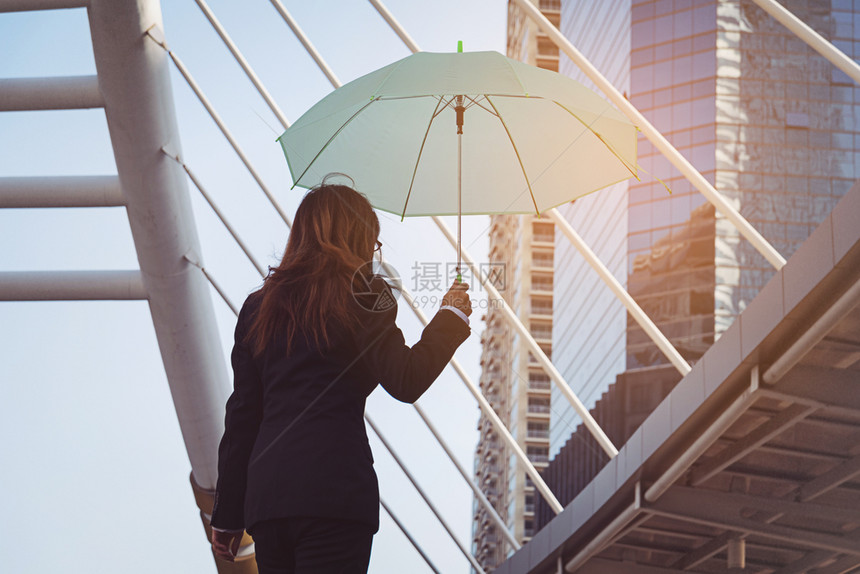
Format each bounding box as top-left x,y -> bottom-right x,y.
548,209 -> 692,376
0,176 -> 124,208
0,76 -> 103,111
752,0 -> 860,86
0,270 -> 146,300
508,0 -> 787,271
87,0 -> 230,492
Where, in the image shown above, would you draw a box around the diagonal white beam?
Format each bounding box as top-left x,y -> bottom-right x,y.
413,402 -> 521,551
509,0 -> 786,270
143,27 -> 294,228
548,209 -> 691,375
394,262 -> 564,513
268,0 -> 341,89
752,0 -> 860,86
432,214 -> 618,458
379,497 -> 442,574
763,277 -> 860,384
367,0 -> 420,53
183,253 -> 240,317
191,0 -> 291,130
645,367 -> 761,503
365,414 -> 487,574
162,148 -> 268,277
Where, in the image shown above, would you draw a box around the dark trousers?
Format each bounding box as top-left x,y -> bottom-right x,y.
250,516 -> 374,574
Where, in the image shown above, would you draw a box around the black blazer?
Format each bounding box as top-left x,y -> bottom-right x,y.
209,276 -> 471,535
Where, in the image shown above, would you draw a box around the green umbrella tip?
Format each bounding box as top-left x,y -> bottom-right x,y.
457,40 -> 463,53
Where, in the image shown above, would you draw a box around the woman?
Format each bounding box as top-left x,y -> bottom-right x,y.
208,180 -> 472,573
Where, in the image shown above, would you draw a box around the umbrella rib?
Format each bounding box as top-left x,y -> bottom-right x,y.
290,97 -> 379,189
464,95 -> 498,118
432,95 -> 457,119
376,95 -> 439,101
551,101 -> 640,180
400,96 -> 446,221
484,95 -> 540,216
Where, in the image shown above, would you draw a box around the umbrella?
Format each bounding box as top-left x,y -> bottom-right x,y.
277,48 -> 638,281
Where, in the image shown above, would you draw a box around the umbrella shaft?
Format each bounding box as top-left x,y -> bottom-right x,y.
457,130 -> 462,280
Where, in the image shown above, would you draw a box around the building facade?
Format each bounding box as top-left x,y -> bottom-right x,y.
535,0 -> 860,531
470,1 -> 561,571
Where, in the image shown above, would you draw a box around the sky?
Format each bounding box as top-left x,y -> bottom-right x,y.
0,1 -> 507,572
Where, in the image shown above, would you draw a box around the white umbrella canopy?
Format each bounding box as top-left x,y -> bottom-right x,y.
277,50 -> 638,219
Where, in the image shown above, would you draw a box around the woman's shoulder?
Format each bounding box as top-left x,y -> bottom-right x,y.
237,289 -> 265,325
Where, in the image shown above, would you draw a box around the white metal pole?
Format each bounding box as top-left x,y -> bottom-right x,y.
365,414 -> 487,574
752,0 -> 860,86
0,75 -> 103,111
644,367 -> 760,503
0,0 -> 86,11
379,497 -> 442,574
763,277 -> 860,384
144,29 -> 294,228
367,0 -> 420,53
267,0 -> 341,89
183,254 -> 241,317
508,0 -> 786,271
413,402 -> 521,550
0,270 -> 146,300
0,176 -> 124,208
548,208 -> 692,376
192,0 -> 291,130
162,149 -> 268,277
432,214 -> 619,458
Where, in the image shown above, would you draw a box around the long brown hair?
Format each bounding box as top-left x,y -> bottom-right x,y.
246,178 -> 381,357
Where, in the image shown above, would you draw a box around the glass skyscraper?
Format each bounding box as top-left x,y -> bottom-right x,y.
538,0 -> 859,530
